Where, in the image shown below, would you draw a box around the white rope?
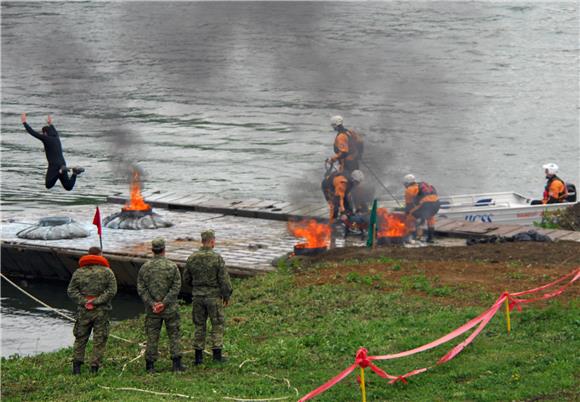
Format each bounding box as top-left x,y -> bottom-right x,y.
0,273 -> 135,344
119,348 -> 145,376
222,397 -> 290,401
98,386 -> 291,401
98,385 -> 198,399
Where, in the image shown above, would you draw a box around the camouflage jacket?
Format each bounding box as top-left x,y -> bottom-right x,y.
184,246 -> 233,300
137,256 -> 181,314
67,263 -> 117,311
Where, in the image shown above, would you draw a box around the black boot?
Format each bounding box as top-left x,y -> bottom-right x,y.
90,365 -> 99,374
194,349 -> 203,366
146,360 -> 155,374
212,349 -> 227,363
172,356 -> 186,372
426,227 -> 435,243
72,361 -> 83,375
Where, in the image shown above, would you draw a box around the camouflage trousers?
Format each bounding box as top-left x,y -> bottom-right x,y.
144,310 -> 182,362
192,296 -> 225,350
73,309 -> 110,366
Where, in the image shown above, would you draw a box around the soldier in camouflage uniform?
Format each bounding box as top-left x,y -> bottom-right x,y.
184,230 -> 233,365
67,246 -> 117,375
137,237 -> 185,373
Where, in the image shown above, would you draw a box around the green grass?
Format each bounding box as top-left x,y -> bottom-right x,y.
2,266 -> 579,402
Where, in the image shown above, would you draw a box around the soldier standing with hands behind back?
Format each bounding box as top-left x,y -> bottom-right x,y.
137,237 -> 185,373
184,230 -> 233,365
67,246 -> 117,375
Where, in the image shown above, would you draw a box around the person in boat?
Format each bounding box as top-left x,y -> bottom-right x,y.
541,163 -> 569,204
21,112 -> 84,191
67,246 -> 117,375
325,115 -> 364,174
403,174 -> 440,243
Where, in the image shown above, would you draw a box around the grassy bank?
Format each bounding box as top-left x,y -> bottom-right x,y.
2,255 -> 579,401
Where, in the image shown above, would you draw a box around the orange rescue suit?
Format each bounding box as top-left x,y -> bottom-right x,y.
332,130 -> 360,172
329,174 -> 349,221
404,182 -> 439,231
543,176 -> 567,204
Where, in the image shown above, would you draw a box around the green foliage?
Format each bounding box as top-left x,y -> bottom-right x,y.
1,269 -> 578,402
400,274 -> 453,297
533,208 -> 578,231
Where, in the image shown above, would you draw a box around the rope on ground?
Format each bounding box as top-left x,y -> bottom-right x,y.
98,385 -> 199,399
0,273 -> 136,345
236,358 -> 298,397
119,347 -> 145,376
222,397 -> 290,401
251,372 -> 299,397
239,358 -> 257,368
98,385 -> 291,401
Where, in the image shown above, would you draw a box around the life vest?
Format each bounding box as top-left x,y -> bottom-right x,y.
543,176 -> 568,203
79,254 -> 110,268
333,128 -> 364,161
322,172 -> 349,201
416,182 -> 437,201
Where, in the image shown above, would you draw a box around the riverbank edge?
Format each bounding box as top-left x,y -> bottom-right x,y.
2,250 -> 579,401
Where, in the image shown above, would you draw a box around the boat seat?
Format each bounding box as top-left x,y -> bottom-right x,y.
475,198 -> 494,207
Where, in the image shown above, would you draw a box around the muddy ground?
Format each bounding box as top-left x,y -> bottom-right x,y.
295,241 -> 580,306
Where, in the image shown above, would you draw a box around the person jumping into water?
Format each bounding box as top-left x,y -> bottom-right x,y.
21,112 -> 84,191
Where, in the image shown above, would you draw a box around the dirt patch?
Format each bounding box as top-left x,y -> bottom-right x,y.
295,242 -> 580,306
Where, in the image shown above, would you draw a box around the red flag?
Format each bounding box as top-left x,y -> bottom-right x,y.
92,206 -> 102,236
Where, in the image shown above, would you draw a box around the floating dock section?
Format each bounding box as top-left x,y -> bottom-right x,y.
2,191 -> 579,290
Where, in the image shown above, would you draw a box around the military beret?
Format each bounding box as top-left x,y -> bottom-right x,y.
151,237 -> 165,249
201,230 -> 215,242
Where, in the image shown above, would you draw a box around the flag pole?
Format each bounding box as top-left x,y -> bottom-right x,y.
93,206 -> 103,251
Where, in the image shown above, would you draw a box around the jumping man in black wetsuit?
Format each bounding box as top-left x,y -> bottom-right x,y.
21,112 -> 84,191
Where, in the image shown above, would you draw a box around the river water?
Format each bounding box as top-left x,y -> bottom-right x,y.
1,2 -> 578,355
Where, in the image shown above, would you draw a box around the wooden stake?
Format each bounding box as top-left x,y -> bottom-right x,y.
504,293 -> 511,335
360,367 -> 367,402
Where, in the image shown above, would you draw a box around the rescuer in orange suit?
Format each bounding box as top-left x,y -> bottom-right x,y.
322,171 -> 351,224
541,163 -> 568,204
403,174 -> 440,243
325,115 -> 363,174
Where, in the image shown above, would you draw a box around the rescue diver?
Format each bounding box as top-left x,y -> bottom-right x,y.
403,174 -> 440,243
326,115 -> 364,174
21,112 -> 84,191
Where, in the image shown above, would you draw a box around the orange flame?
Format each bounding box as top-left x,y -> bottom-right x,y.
288,219 -> 331,249
377,208 -> 406,238
122,169 -> 151,211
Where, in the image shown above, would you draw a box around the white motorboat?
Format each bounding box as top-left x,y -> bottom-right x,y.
380,191 -> 577,226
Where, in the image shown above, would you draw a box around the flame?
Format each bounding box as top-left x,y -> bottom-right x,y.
122,169 -> 151,211
377,208 -> 406,238
288,219 -> 331,249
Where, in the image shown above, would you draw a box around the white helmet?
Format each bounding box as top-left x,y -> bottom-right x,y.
403,174 -> 416,186
542,163 -> 559,176
351,170 -> 364,183
330,115 -> 343,128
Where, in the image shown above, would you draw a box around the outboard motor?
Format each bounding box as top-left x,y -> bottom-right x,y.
565,183 -> 576,202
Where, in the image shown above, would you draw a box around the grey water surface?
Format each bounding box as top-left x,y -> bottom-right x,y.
1,1 -> 578,355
